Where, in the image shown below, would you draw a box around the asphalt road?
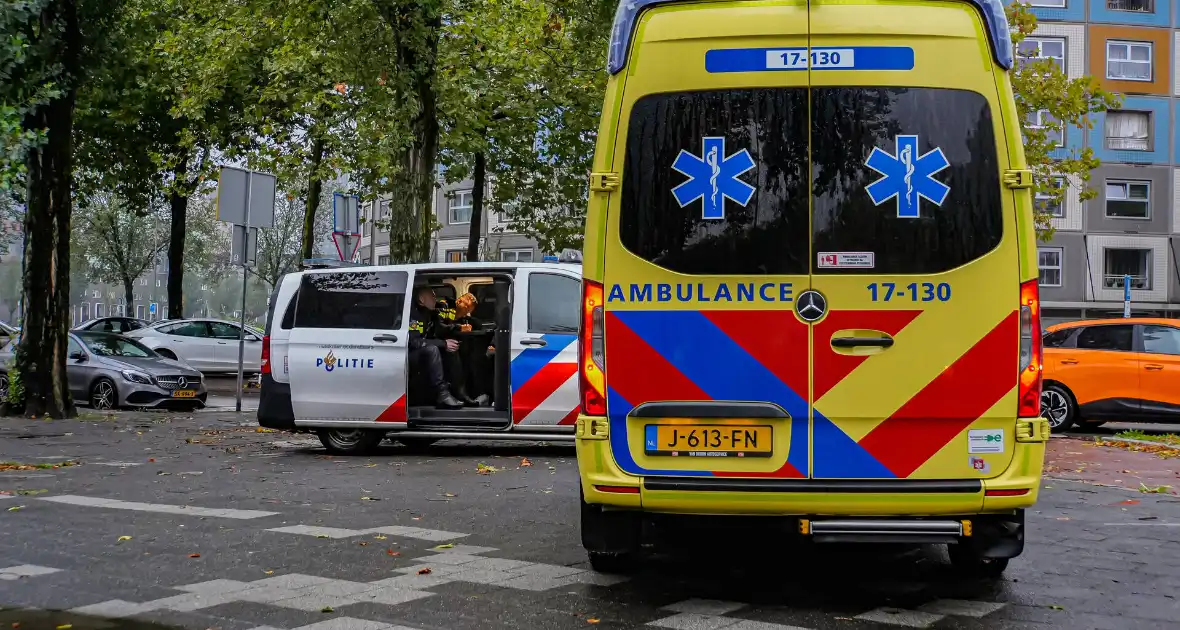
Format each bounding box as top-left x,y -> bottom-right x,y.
2,412 -> 1179,630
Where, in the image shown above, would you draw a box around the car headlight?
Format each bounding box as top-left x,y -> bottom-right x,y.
120,370 -> 153,385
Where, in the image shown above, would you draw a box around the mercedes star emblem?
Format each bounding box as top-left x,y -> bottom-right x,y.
177,376 -> 187,389
795,290 -> 828,322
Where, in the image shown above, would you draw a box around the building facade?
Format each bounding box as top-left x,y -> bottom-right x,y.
70,257 -> 171,326
1023,0 -> 1180,324
357,177 -> 547,265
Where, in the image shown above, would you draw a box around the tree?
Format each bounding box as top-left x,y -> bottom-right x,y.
72,192 -> 169,309
0,192 -> 20,257
1008,3 -> 1121,240
253,187 -> 332,291
1,0 -> 126,418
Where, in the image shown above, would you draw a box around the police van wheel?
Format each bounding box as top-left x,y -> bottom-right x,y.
318,429 -> 384,455
947,543 -> 1009,578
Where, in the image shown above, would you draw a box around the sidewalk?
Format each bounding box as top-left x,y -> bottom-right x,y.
1046,435 -> 1180,494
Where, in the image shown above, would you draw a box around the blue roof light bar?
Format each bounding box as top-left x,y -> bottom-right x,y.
607,0 -> 1014,75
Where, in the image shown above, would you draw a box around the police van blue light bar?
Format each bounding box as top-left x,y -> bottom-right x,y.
606,0 -> 1014,75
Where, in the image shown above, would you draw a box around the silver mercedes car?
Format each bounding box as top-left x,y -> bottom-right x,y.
0,331 -> 207,410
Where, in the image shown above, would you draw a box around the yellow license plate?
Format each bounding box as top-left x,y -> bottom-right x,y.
644,425 -> 772,458
172,390 -> 196,398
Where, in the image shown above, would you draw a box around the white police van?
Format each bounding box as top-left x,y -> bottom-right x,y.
258,262 -> 583,454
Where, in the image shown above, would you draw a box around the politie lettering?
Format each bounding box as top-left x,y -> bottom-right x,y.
607,282 -> 794,304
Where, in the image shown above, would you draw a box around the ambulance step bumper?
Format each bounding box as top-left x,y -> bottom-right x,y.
386,430 -> 574,443
804,518 -> 964,544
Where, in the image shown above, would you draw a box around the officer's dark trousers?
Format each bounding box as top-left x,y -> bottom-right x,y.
458,339 -> 493,398
411,344 -> 464,399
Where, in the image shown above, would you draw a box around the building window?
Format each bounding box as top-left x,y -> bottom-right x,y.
1106,41 -> 1152,81
445,250 -> 465,263
1027,110 -> 1063,147
1105,180 -> 1150,218
1035,177 -> 1065,217
1103,248 -> 1152,290
1038,248 -> 1063,287
500,249 -> 534,263
1017,37 -> 1065,72
362,203 -> 372,236
1104,111 -> 1151,151
140,278 -> 148,286
92,290 -> 100,299
1029,0 -> 1066,6
448,191 -> 473,224
1107,0 -> 1153,12
377,254 -> 390,265
136,304 -> 145,319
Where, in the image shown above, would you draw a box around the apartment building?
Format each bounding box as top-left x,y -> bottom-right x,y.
71,257 -> 171,326
1022,0 -> 1180,324
357,176 -> 548,265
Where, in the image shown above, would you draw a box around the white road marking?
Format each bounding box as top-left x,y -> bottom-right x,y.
38,494 -> 279,519
662,599 -> 747,616
916,599 -> 1005,617
854,607 -> 945,628
266,523 -> 467,541
0,565 -> 62,580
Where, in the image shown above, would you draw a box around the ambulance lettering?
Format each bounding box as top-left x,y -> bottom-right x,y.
608,282 -> 794,303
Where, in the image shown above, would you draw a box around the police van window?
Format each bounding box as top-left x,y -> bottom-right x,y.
1042,329 -> 1073,348
811,88 -> 1003,274
528,274 -> 580,333
294,271 -> 408,330
1076,325 -> 1133,352
279,288 -> 298,331
619,89 -> 809,275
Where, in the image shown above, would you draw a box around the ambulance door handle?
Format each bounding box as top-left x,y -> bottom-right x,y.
372,334 -> 399,343
831,337 -> 894,349
521,338 -> 548,347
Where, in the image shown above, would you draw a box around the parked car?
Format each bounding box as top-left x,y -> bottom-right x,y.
0,331 -> 206,410
73,316 -> 151,334
0,321 -> 16,346
1041,318 -> 1180,432
125,318 -> 263,373
258,262 -> 582,454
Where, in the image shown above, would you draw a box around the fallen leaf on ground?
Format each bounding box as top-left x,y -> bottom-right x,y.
263,570 -> 274,575
443,493 -> 456,498
358,542 -> 368,547
1117,499 -> 1140,505
387,549 -> 400,556
587,618 -> 600,624
255,428 -> 275,433
12,622 -> 20,628
433,543 -> 455,550
1139,483 -> 1172,494
374,534 -> 387,540
417,568 -> 432,575
476,463 -> 499,475
148,458 -> 155,462
360,496 -> 377,501
520,458 -> 533,467
320,606 -> 334,613
117,536 -> 132,542
1055,517 -> 1070,521
1049,605 -> 1065,610
6,505 -> 23,512
188,553 -> 200,558
315,534 -> 330,539
15,489 -> 46,496
56,625 -> 72,629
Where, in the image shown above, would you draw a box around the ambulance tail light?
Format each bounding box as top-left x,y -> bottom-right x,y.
1018,279 -> 1042,418
260,335 -> 272,375
580,279 -> 607,416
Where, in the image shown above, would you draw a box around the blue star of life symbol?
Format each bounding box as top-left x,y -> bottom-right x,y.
865,134 -> 951,219
671,137 -> 756,220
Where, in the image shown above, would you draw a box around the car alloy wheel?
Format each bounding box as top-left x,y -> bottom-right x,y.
1041,388 -> 1070,428
91,379 -> 116,410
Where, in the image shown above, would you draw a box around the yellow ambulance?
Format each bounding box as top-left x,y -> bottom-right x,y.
575,0 -> 1049,577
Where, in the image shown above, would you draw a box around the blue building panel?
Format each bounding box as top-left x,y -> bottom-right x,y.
1050,124 -> 1086,160
1089,96 -> 1172,164
1091,0 -> 1171,26
1010,0 -> 1085,22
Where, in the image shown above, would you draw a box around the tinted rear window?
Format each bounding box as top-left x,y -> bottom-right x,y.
1043,329 -> 1072,348
811,87 -> 1003,274
294,271 -> 408,330
619,89 -> 810,275
1076,325 -> 1133,351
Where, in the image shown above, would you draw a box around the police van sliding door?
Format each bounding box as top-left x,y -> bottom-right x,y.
287,270 -> 413,425
805,1 -> 1020,481
600,1 -> 813,479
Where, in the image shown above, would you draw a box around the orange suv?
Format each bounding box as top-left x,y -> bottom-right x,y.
1041,318 -> 1180,432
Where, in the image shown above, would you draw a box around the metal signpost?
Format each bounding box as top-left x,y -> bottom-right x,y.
217,166 -> 276,412
332,193 -> 361,262
1124,274 -> 1132,319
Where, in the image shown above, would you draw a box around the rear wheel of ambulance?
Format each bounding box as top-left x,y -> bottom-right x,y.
580,489 -> 640,574
317,429 -> 384,455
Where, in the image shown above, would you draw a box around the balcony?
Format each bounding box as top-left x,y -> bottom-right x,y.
1107,0 -> 1153,12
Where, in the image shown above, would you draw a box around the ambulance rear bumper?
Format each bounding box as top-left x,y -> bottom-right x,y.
576,418 -> 1045,516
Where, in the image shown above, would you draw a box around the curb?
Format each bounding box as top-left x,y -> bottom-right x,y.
1095,436 -> 1180,449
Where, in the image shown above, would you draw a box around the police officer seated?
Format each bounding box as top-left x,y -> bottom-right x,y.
409,285 -> 466,409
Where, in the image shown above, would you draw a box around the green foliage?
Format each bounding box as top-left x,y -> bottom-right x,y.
1008,3 -> 1121,240
71,191 -> 169,296
6,362 -> 24,409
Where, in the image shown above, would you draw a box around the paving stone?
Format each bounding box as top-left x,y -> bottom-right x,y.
453,557 -> 534,572
349,587 -> 435,607
265,525 -> 365,539
646,613 -> 741,629
299,580 -> 381,599
363,526 -> 467,542
288,617 -> 394,630
0,565 -> 61,577
175,579 -> 257,595
252,574 -> 338,590
855,607 -> 945,628
366,575 -> 454,590
234,587 -> 310,605
270,593 -> 362,613
416,553 -> 483,566
68,600 -> 155,618
916,599 -> 1005,617
662,600 -> 747,616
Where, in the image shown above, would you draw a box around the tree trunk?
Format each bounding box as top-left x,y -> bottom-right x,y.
300,134 -> 327,261
167,157 -> 189,320
466,152 -> 486,262
16,0 -> 79,419
123,277 -> 134,314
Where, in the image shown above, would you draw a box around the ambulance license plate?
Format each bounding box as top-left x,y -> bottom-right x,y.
644,425 -> 772,458
172,390 -> 196,398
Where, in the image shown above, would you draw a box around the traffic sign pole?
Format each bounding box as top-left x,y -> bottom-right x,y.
235,175 -> 253,413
